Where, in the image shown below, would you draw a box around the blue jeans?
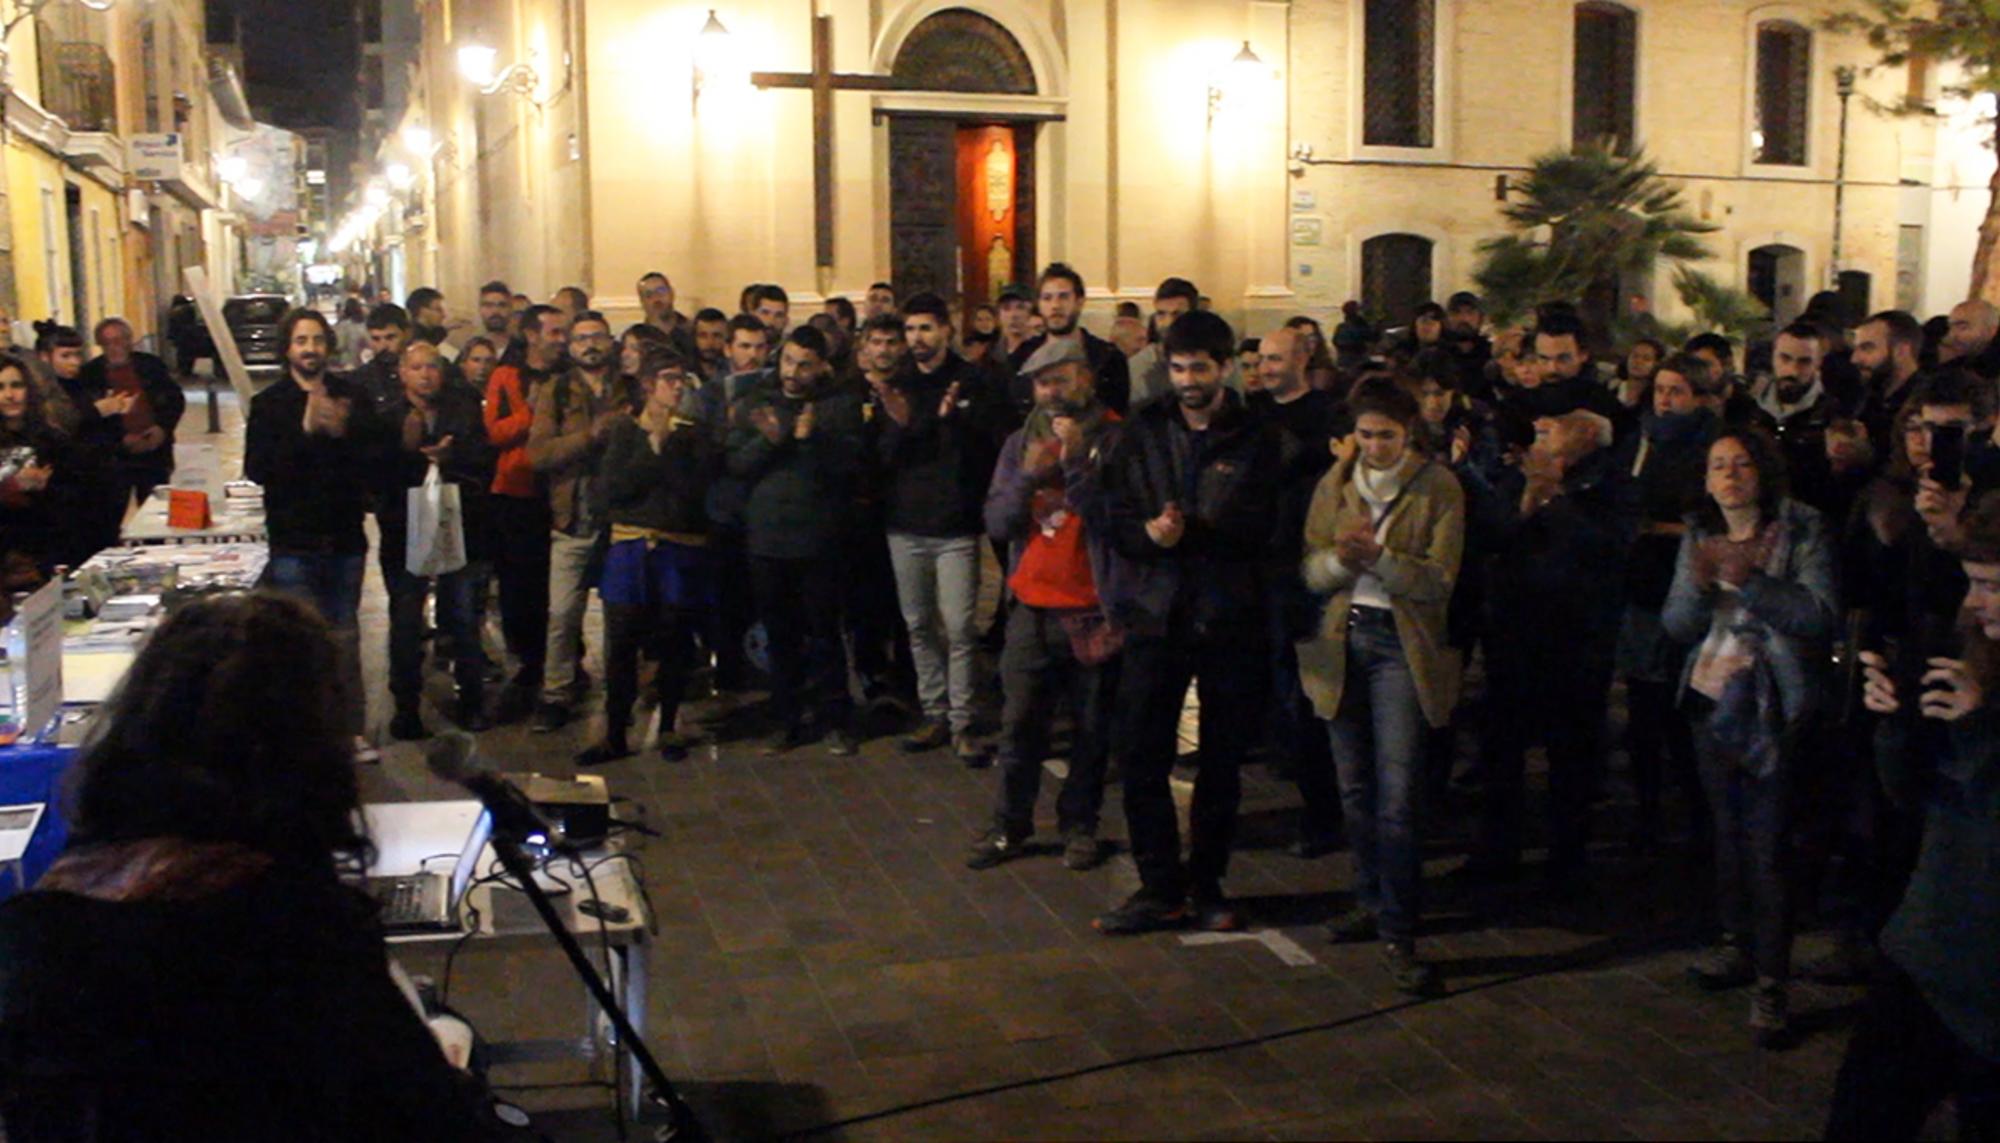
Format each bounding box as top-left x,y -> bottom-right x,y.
381,556 -> 485,714
265,552 -> 367,734
265,552 -> 365,628
1326,607 -> 1426,942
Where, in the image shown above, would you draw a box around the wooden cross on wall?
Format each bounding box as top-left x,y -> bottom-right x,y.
751,14 -> 921,269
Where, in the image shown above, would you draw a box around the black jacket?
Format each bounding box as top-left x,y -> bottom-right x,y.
376,385 -> 497,563
1008,329 -> 1132,416
877,352 -> 1011,537
1103,390 -> 1283,637
0,419 -> 84,575
0,856 -> 516,1141
244,373 -> 392,556
601,415 -> 720,537
726,380 -> 867,560
1478,443 -> 1641,658
72,352 -> 187,477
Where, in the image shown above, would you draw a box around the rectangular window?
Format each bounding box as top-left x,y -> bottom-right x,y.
1362,234 -> 1435,327
1907,52 -> 1932,109
1754,21 -> 1811,166
1573,3 -> 1637,153
40,188 -> 62,321
1363,0 -> 1435,148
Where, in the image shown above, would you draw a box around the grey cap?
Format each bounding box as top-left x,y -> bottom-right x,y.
1019,337 -> 1089,377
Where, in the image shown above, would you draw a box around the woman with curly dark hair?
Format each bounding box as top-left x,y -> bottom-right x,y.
0,592 -> 523,1141
0,353 -> 82,585
1662,425 -> 1838,1049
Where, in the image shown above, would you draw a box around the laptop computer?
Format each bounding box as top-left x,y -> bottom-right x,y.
367,807 -> 493,934
0,804 -> 45,863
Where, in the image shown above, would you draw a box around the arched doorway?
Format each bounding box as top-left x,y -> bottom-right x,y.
1748,243 -> 1807,326
886,9 -> 1038,307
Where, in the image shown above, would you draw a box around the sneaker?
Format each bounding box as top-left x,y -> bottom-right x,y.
954,730 -> 991,769
1749,979 -> 1790,1048
763,725 -> 812,756
1093,891 -> 1190,936
657,732 -> 692,762
826,727 -> 859,757
1189,887 -> 1246,933
1061,829 -> 1105,872
1801,932 -> 1876,985
966,826 -> 1030,870
1383,942 -> 1443,997
902,720 -> 951,753
389,710 -> 429,742
455,698 -> 492,733
530,702 -> 570,734
1688,940 -> 1755,991
1325,907 -> 1379,944
576,738 -> 633,767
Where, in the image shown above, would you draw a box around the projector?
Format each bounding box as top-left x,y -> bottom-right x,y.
513,772 -> 612,849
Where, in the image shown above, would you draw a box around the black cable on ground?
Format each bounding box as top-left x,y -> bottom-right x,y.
780,916 -> 1701,1140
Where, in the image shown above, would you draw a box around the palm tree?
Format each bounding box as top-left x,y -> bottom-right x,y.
1472,142 -> 1762,339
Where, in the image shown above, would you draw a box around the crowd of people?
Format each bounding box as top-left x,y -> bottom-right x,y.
1,266 -> 1995,1137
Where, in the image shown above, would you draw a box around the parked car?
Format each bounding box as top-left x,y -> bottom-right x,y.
223,294 -> 290,377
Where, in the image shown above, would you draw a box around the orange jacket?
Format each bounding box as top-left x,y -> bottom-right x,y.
484,364 -> 540,499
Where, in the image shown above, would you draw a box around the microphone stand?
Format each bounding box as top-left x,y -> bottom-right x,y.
465,775 -> 703,1141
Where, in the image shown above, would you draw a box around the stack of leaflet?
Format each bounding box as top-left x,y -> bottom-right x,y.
75,544 -> 269,599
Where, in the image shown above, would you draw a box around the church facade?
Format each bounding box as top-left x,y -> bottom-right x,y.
362,0 -> 1985,334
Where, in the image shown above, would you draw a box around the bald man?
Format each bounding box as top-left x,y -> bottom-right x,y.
1943,299 -> 2000,380
1250,323 -> 1351,857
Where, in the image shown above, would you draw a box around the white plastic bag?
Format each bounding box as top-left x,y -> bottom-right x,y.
407,464 -> 467,576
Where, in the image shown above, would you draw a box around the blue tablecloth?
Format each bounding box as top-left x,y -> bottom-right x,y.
0,742 -> 74,899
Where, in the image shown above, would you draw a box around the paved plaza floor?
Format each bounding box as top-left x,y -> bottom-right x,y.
189,387 -> 1891,1141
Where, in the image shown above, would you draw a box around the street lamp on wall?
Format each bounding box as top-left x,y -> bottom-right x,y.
1208,40 -> 1265,127
457,42 -> 542,105
1832,63 -> 1857,281
692,9 -> 738,111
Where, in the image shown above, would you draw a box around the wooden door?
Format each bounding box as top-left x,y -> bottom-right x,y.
889,117 -> 959,303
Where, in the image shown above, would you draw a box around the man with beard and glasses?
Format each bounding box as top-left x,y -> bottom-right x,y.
638,271 -> 699,364
877,293 -> 1010,764
1007,262 -> 1130,416
1853,310 -> 1927,457
246,308 -> 391,748
527,311 -> 630,732
484,304 -> 564,721
970,339 -> 1132,873
477,280 -> 514,338
1095,310 -> 1283,935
